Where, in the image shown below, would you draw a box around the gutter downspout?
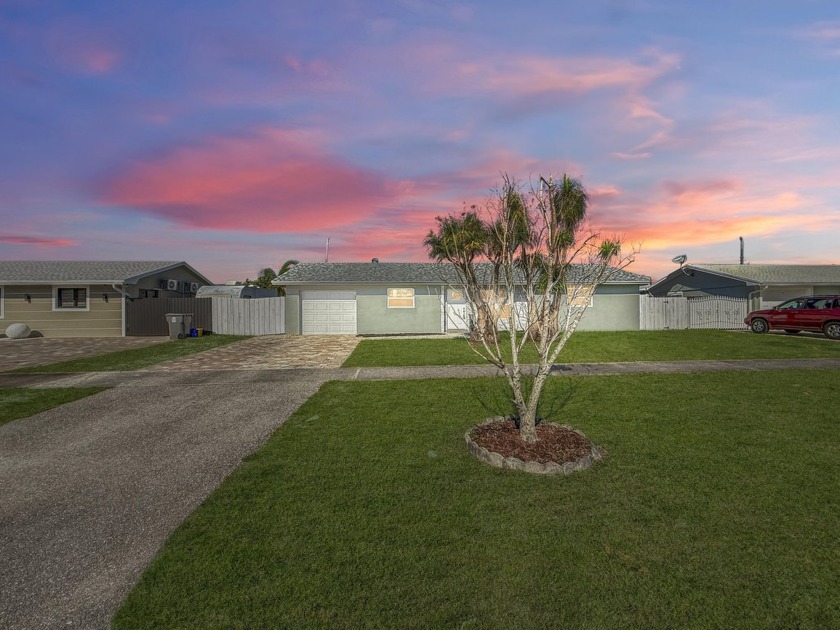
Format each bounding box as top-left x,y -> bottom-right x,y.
112,284 -> 130,336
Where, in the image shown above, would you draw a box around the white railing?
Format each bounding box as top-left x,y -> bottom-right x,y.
689,296 -> 748,329
641,295 -> 748,330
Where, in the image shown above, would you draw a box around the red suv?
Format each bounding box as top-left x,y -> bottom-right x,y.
745,295 -> 840,340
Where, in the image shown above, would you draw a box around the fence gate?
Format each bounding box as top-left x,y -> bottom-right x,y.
639,295 -> 688,330
126,297 -> 212,336
688,297 -> 748,329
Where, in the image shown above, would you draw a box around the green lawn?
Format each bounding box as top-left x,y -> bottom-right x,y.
0,387 -> 106,426
114,371 -> 840,629
343,329 -> 840,367
11,335 -> 247,373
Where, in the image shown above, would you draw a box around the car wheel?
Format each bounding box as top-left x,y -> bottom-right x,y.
824,322 -> 840,340
784,329 -> 801,335
750,318 -> 769,334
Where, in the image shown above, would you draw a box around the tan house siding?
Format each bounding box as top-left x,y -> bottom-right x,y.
3,284 -> 122,337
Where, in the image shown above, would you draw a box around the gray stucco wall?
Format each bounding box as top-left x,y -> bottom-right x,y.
576,292 -> 641,331
284,283 -> 642,334
285,290 -> 300,334
356,285 -> 442,335
284,285 -> 443,335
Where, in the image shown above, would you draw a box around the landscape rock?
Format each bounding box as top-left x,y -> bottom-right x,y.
5,323 -> 31,339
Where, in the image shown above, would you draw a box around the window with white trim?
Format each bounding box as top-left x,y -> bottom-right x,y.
387,288 -> 415,308
566,285 -> 594,308
53,286 -> 89,310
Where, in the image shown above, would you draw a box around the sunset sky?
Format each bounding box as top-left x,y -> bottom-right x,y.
2,0 -> 838,283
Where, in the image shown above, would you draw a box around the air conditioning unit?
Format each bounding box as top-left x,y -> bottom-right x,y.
190,282 -> 199,293
166,279 -> 179,291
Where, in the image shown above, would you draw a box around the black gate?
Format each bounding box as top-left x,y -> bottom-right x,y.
126,298 -> 213,336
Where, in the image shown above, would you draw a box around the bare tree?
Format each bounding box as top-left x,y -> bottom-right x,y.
425,174 -> 637,443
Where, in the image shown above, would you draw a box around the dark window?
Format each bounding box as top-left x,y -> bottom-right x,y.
57,288 -> 87,309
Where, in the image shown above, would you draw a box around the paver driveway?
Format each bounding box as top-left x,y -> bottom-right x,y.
148,334 -> 360,370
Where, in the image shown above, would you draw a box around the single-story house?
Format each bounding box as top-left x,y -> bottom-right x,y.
273,262 -> 651,335
0,261 -> 212,337
645,263 -> 840,310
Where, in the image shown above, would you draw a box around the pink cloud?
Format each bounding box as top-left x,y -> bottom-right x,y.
102,128 -> 407,232
44,20 -> 122,74
0,235 -> 76,247
588,175 -> 836,261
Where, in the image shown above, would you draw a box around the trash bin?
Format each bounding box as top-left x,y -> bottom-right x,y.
165,313 -> 193,340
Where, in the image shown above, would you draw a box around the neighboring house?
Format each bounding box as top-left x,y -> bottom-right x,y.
195,285 -> 277,299
646,263 -> 840,310
0,261 -> 212,337
273,262 -> 651,335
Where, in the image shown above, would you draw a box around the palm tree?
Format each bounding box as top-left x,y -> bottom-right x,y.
273,259 -> 299,296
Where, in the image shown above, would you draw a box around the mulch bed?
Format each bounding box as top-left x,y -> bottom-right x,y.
468,418 -> 593,465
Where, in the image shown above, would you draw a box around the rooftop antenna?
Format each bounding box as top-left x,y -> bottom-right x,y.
671,254 -> 687,267
739,236 -> 744,265
325,236 -> 330,263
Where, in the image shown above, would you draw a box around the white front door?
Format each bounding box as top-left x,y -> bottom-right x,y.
446,303 -> 469,331
301,291 -> 357,335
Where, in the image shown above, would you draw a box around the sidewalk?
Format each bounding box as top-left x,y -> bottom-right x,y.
4,357 -> 840,389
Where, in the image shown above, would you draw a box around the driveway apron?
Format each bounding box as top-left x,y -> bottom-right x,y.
0,335 -> 359,629
146,334 -> 360,370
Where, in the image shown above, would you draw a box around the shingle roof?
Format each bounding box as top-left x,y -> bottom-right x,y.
274,262 -> 650,285
693,264 -> 840,285
0,261 -> 211,284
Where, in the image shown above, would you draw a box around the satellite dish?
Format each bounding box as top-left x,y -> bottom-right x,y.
671,254 -> 688,266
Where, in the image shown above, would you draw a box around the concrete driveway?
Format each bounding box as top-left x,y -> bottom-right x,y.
0,369 -> 331,629
0,334 -> 363,629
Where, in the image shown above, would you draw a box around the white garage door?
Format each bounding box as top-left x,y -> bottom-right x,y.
301,291 -> 357,335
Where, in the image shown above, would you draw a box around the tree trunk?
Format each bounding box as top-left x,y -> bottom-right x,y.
518,406 -> 538,443
519,366 -> 551,443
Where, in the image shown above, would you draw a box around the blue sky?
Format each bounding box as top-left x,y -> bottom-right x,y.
1,0 -> 838,282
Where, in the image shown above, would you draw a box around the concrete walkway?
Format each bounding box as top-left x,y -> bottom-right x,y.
2,355 -> 839,629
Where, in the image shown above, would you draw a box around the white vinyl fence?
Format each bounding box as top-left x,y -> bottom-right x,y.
211,297 -> 285,335
689,296 -> 748,330
639,295 -> 689,330
640,295 -> 748,331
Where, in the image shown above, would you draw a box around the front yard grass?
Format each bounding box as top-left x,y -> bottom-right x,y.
11,335 -> 247,373
343,329 -> 840,367
115,370 -> 840,629
0,387 -> 106,426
